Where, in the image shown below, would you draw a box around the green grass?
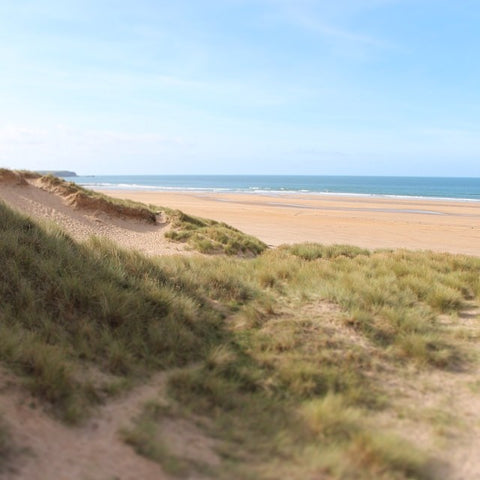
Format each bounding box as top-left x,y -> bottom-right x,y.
283,242 -> 370,260
1,200 -> 479,478
165,299 -> 428,479
278,245 -> 480,366
164,209 -> 267,256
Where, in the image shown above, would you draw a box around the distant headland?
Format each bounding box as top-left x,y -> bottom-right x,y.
36,170 -> 77,177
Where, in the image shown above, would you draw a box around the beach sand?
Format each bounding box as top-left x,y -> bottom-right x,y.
99,190 -> 480,256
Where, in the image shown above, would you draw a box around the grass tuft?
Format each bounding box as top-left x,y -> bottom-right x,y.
284,243 -> 370,260
300,393 -> 362,441
165,209 -> 267,256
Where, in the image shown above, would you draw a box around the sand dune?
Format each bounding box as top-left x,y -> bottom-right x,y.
0,176 -> 187,256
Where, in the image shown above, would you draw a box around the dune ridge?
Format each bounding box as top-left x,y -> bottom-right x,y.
0,170 -> 185,257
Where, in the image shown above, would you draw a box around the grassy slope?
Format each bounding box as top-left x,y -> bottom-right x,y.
0,201 -> 228,421
1,201 -> 479,478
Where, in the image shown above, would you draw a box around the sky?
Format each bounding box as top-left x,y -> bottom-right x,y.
1,0 -> 479,176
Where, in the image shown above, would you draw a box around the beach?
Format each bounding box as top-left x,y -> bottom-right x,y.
99,190 -> 480,256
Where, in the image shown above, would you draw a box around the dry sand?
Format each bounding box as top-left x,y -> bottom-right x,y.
99,190 -> 480,256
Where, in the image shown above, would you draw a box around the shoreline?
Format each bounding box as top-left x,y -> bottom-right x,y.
96,189 -> 480,256
79,184 -> 480,203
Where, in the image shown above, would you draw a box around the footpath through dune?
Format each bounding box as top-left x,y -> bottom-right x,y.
0,368 -> 172,480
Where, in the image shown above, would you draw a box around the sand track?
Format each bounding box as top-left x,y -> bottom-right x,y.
0,369 -> 170,480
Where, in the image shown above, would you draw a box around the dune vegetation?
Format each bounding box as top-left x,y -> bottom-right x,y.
164,208 -> 267,255
0,189 -> 479,478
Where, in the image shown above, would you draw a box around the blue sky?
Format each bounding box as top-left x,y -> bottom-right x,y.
1,0 -> 479,175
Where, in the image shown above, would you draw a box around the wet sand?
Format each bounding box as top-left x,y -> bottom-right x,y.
98,190 -> 480,256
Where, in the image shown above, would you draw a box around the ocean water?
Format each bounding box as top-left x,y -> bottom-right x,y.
70,175 -> 480,201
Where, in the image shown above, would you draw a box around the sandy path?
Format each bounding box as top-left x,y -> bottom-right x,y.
0,370 -> 170,480
440,305 -> 480,480
375,303 -> 480,480
0,182 -> 187,256
99,190 -> 480,256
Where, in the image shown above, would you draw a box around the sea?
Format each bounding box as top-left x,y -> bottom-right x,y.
70,175 -> 480,202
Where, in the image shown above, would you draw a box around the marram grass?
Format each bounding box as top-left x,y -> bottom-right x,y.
164,208 -> 267,256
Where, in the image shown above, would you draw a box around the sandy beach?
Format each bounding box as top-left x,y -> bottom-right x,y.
99,190 -> 480,256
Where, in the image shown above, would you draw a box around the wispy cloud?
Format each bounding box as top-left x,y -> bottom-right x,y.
289,14 -> 388,48
261,0 -> 396,54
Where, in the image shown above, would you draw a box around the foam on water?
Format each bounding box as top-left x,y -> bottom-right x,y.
70,175 -> 480,201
